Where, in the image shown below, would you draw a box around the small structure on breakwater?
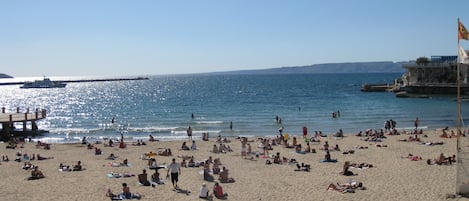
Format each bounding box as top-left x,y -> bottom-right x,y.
360,83 -> 396,92
0,107 -> 47,140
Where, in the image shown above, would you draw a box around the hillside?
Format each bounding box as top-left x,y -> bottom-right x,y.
210,61 -> 406,75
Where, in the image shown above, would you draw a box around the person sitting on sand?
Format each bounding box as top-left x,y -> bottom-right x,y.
106,153 -> 118,160
334,129 -> 344,138
203,163 -> 214,182
151,168 -> 164,184
334,144 -> 341,151
132,139 -> 146,146
341,161 -> 355,176
23,162 -> 34,170
119,139 -> 126,149
30,166 -> 45,180
199,183 -> 211,199
222,137 -> 231,143
148,158 -> 158,169
108,138 -> 114,147
188,157 -> 197,167
295,162 -> 311,172
213,182 -> 228,199
212,162 -> 221,174
191,140 -> 197,150
212,144 -> 219,153
138,169 -> 152,186
213,157 -> 221,165
94,147 -> 103,155
295,144 -> 302,153
105,189 -> 119,200
201,132 -> 207,141
36,141 -> 48,147
181,141 -> 190,151
205,156 -> 213,164
440,129 -> 449,138
180,159 -> 187,168
219,166 -> 235,183
3,155 -> 9,162
121,182 -> 141,199
325,151 -> 332,161
292,137 -> 297,147
219,143 -> 232,153
323,141 -> 330,150
149,134 -> 157,142
434,153 -> 452,165
59,163 -> 71,171
273,152 -> 282,164
73,161 -> 83,171
158,148 -> 172,156
304,142 -> 311,153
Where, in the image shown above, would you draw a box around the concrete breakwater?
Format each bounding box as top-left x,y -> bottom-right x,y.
0,76 -> 149,86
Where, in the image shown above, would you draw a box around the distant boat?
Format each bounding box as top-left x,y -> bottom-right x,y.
20,77 -> 66,89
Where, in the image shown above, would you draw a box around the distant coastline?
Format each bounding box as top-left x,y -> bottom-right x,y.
0,74 -> 13,79
1,61 -> 407,78
205,61 -> 406,75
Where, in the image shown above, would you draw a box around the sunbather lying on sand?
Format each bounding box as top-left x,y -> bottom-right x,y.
327,180 -> 365,193
402,153 -> 422,161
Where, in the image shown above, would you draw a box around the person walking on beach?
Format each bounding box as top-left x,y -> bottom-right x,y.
187,126 -> 193,141
167,158 -> 181,189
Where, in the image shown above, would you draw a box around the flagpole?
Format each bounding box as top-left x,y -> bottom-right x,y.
457,18 -> 462,196
458,19 -> 461,153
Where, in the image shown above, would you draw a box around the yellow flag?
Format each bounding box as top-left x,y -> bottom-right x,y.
459,20 -> 469,40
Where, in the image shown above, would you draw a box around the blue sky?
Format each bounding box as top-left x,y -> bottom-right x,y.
1,0 -> 469,77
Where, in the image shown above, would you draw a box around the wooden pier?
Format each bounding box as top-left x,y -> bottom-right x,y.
0,107 -> 47,140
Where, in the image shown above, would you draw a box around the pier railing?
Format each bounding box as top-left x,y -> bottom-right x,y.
0,107 -> 47,122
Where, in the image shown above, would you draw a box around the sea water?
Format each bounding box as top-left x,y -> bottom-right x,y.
0,73 -> 466,143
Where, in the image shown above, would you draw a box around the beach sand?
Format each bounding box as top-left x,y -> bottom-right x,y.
1,129 -> 468,201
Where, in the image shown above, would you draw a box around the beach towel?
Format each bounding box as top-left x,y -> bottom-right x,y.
320,159 -> 338,163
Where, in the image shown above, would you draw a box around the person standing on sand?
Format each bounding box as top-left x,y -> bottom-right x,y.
167,158 -> 181,188
414,117 -> 419,130
302,126 -> 308,139
241,137 -> 247,159
187,126 -> 193,141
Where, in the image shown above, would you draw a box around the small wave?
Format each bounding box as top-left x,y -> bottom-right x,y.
127,126 -> 178,133
48,127 -> 104,135
395,126 -> 429,130
194,121 -> 224,124
171,130 -> 221,135
46,116 -> 74,121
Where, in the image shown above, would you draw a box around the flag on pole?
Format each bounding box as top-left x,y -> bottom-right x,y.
458,44 -> 469,64
459,19 -> 469,40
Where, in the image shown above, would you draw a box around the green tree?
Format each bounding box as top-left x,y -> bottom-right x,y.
416,57 -> 430,65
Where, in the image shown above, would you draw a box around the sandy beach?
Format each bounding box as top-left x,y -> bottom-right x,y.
1,129 -> 468,201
